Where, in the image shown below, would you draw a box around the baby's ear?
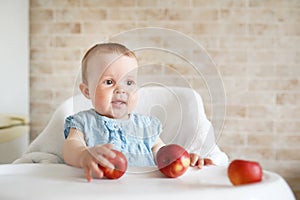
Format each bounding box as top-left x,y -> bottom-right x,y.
79,83 -> 90,99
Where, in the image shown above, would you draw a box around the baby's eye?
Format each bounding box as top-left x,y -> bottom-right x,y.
127,80 -> 135,86
103,79 -> 114,85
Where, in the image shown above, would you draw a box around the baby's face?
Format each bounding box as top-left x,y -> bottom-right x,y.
86,54 -> 138,119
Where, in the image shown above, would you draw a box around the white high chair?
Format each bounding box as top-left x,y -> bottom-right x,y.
13,86 -> 228,165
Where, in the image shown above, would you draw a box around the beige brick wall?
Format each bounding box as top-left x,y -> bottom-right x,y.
30,0 -> 300,197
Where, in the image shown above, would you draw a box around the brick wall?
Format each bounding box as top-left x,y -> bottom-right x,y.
30,0 -> 299,197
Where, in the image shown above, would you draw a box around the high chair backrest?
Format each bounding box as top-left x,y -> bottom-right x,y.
70,86 -> 210,150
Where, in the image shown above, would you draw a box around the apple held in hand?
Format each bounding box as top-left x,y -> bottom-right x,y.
156,144 -> 191,178
98,149 -> 128,179
227,159 -> 263,186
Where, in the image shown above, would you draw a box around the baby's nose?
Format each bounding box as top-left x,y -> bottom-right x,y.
114,85 -> 126,94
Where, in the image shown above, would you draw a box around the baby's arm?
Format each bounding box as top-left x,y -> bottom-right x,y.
62,128 -> 115,181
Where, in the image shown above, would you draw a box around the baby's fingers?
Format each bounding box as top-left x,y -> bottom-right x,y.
84,162 -> 104,182
190,153 -> 204,169
190,154 -> 201,166
204,158 -> 214,166
83,167 -> 92,182
95,144 -> 116,158
87,144 -> 116,168
96,154 -> 115,169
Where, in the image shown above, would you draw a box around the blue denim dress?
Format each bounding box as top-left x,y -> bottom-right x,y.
64,109 -> 162,166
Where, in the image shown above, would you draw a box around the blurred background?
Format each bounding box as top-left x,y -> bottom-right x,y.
0,0 -> 299,198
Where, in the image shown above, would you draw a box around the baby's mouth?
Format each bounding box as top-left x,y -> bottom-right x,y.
111,100 -> 127,108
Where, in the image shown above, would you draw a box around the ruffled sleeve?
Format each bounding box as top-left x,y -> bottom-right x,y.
64,112 -> 86,138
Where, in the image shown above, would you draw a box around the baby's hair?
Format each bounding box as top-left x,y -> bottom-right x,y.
81,43 -> 136,84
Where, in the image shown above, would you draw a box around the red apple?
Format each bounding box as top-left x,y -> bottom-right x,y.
227,159 -> 263,186
98,149 -> 128,179
156,144 -> 191,178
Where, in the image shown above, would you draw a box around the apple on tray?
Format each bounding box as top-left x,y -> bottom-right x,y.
98,149 -> 128,179
156,144 -> 191,178
227,159 -> 263,186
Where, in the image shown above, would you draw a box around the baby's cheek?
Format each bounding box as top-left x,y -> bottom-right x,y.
128,93 -> 138,111
93,96 -> 108,113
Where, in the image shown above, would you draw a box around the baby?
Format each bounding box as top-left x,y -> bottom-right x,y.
62,43 -> 212,181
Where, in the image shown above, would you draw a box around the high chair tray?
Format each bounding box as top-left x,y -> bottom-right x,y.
0,164 -> 295,200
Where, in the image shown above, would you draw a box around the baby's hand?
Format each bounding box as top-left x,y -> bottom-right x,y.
80,143 -> 116,182
189,153 -> 214,169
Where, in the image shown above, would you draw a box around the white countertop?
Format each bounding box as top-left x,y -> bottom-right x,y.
0,164 -> 295,200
